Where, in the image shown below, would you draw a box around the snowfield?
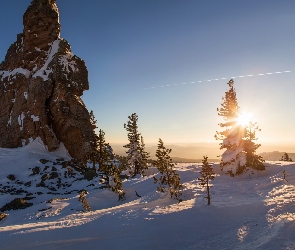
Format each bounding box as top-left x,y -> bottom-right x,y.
0,140 -> 294,250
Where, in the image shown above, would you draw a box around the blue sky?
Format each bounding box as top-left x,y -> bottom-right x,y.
1,0 -> 295,149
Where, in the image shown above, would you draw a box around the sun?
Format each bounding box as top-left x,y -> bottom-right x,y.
237,112 -> 253,126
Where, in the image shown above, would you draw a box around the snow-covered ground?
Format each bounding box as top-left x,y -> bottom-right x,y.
0,140 -> 294,250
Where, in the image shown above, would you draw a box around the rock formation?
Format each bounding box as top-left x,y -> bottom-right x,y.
0,0 -> 95,160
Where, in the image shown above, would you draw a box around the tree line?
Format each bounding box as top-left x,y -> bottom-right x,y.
83,79 -> 278,205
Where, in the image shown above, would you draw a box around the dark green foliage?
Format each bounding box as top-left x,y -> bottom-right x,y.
89,110 -> 97,127
0,198 -> 33,212
124,113 -> 150,177
97,131 -> 115,173
280,153 -> 293,162
83,169 -> 98,181
31,166 -> 40,175
94,136 -> 125,199
215,79 -> 240,131
85,110 -> 99,169
85,110 -> 125,200
198,156 -> 215,205
215,80 -> 265,175
281,170 -> 290,183
40,159 -> 50,164
243,121 -> 265,172
115,154 -> 129,173
78,190 -> 91,212
106,165 -> 126,201
7,174 -> 16,181
153,139 -> 182,201
215,80 -> 244,172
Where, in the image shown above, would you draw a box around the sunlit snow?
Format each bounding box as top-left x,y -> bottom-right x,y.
0,140 -> 294,249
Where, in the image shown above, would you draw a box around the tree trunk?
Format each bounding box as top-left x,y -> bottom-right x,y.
206,179 -> 211,205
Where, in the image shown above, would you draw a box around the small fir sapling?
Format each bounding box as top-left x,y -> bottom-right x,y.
198,156 -> 215,205
282,170 -> 289,183
78,190 -> 91,212
153,139 -> 182,201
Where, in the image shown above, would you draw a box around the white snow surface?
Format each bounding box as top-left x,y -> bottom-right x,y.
0,140 -> 295,249
0,68 -> 31,79
59,53 -> 79,73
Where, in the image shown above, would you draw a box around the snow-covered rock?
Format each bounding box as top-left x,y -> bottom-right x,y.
0,0 -> 94,160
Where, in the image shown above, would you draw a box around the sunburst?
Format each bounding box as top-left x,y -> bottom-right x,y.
237,112 -> 253,127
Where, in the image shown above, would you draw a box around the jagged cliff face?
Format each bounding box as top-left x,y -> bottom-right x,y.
0,0 -> 95,160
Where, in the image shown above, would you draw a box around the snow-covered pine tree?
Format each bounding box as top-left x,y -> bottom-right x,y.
153,139 -> 182,201
123,113 -> 150,177
198,156 -> 215,205
215,79 -> 246,175
243,121 -> 265,173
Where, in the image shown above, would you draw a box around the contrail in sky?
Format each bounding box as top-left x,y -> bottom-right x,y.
144,70 -> 292,90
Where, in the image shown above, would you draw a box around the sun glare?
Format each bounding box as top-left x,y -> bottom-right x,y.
237,112 -> 253,126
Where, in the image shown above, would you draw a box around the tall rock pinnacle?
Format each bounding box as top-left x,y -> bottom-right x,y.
23,0 -> 60,52
0,0 -> 95,160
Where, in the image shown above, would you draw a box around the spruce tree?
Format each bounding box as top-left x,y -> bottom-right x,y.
89,110 -> 97,127
198,156 -> 215,205
124,113 -> 150,177
96,129 -> 113,172
153,139 -> 182,201
216,80 -> 265,175
96,134 -> 124,199
243,121 -> 265,173
215,79 -> 246,175
86,110 -> 99,169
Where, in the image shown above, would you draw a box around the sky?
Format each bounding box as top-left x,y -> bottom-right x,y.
0,0 -> 295,153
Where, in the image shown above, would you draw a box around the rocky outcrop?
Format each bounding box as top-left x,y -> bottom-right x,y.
0,0 -> 95,160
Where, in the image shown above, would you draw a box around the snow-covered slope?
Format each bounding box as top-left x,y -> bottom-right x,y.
0,141 -> 294,250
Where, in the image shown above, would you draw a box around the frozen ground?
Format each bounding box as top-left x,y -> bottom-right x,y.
0,139 -> 294,250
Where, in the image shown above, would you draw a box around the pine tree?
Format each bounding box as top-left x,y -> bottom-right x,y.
139,136 -> 149,171
215,80 -> 265,175
198,156 -> 215,205
280,153 -> 293,162
89,110 -> 97,128
96,129 -> 114,172
243,121 -> 265,173
215,79 -> 246,175
114,154 -> 129,173
124,113 -> 150,177
78,190 -> 91,212
86,111 -> 99,169
96,137 -> 124,199
153,139 -> 182,201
